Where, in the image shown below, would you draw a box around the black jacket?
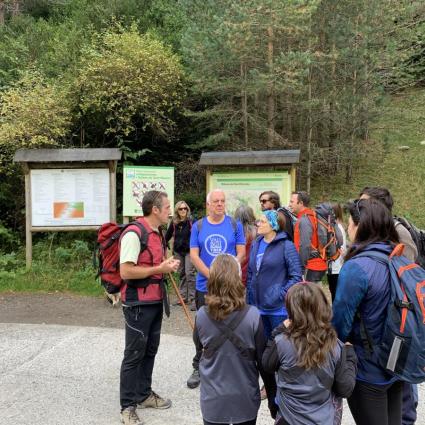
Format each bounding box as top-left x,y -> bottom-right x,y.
165,219 -> 192,255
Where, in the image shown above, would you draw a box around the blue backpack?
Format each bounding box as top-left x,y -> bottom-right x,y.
355,245 -> 425,383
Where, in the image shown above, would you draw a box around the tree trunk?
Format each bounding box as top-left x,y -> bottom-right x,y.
267,25 -> 275,149
241,62 -> 248,149
11,0 -> 20,17
0,2 -> 5,25
306,66 -> 313,193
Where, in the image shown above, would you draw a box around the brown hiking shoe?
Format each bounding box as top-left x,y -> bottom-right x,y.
138,391 -> 172,410
121,406 -> 144,425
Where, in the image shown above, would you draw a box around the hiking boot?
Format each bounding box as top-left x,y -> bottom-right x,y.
187,368 -> 200,389
121,406 -> 144,425
138,391 -> 172,409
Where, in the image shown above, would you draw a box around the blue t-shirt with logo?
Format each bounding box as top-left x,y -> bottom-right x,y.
256,238 -> 269,271
190,215 -> 245,292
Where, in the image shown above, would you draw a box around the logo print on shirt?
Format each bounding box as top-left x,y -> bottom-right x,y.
205,234 -> 228,257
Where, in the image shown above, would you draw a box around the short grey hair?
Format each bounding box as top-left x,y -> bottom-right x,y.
206,189 -> 225,204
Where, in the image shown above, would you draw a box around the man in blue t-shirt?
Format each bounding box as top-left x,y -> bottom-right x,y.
186,189 -> 246,389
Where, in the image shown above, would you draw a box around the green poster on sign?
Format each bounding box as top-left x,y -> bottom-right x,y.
123,166 -> 174,217
209,171 -> 290,217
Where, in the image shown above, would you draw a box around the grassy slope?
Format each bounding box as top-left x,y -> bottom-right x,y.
312,88 -> 425,227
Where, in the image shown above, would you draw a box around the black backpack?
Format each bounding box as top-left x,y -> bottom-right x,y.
394,216 -> 425,268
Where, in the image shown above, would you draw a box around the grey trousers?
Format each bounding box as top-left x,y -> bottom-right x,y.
174,252 -> 196,303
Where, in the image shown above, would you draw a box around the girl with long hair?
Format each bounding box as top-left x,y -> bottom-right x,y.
234,205 -> 257,286
332,198 -> 403,425
193,254 -> 269,425
263,282 -> 357,425
165,200 -> 196,309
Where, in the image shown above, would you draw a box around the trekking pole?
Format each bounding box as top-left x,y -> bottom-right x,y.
168,272 -> 195,330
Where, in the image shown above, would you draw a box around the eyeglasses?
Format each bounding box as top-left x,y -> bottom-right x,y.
260,198 -> 270,204
178,207 -> 188,211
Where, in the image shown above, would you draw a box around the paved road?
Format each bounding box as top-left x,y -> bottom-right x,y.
0,323 -> 423,425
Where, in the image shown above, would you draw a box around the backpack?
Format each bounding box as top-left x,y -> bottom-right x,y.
95,221 -> 149,294
313,203 -> 342,262
394,216 -> 425,268
355,245 -> 425,383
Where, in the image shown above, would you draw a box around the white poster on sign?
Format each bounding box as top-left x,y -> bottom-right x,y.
30,169 -> 110,227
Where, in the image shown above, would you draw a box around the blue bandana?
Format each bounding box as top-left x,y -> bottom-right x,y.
263,210 -> 279,232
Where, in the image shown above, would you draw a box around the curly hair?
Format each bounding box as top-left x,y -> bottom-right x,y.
206,254 -> 245,321
285,282 -> 337,369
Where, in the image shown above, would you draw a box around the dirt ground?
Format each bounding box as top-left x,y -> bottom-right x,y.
0,291 -> 194,337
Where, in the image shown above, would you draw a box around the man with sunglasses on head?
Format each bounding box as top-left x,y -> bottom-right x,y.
186,188 -> 246,389
119,190 -> 180,425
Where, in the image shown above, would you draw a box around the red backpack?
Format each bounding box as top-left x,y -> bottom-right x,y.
95,221 -> 149,294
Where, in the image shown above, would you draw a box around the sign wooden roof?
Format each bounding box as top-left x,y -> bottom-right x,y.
13,148 -> 122,163
199,149 -> 300,166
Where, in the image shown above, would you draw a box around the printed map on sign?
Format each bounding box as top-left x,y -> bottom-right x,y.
123,166 -> 174,217
209,171 -> 291,218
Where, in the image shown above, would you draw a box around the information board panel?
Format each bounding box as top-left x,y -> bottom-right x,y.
31,168 -> 110,227
209,171 -> 291,217
123,166 -> 174,217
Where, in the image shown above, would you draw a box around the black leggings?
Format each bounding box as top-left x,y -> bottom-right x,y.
203,419 -> 256,425
348,380 -> 403,425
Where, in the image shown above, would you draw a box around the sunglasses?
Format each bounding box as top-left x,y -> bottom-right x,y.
178,207 -> 188,211
260,198 -> 270,204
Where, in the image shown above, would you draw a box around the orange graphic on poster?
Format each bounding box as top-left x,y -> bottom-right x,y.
53,202 -> 85,219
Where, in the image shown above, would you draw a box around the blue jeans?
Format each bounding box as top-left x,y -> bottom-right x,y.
261,314 -> 286,340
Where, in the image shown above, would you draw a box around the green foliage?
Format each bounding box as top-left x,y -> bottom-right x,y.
76,25 -> 185,144
0,70 -> 72,171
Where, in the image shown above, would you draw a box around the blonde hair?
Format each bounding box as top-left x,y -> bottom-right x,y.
206,254 -> 245,320
172,200 -> 191,224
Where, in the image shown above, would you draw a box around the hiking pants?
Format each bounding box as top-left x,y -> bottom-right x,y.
261,314 -> 286,340
174,252 -> 196,305
348,380 -> 403,425
192,290 -> 206,370
402,383 -> 418,425
120,303 -> 163,409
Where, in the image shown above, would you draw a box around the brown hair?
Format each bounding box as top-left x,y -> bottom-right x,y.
206,254 -> 246,320
345,198 -> 399,261
285,282 -> 337,369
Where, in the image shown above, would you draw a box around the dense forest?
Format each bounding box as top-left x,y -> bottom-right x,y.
0,0 -> 424,247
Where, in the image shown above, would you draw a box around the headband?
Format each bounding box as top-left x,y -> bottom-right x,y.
263,209 -> 280,232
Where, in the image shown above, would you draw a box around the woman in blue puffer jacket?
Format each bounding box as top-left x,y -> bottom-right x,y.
332,198 -> 403,425
247,209 -> 302,340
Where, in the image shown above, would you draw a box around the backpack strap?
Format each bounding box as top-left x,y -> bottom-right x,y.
352,250 -> 391,356
202,306 -> 254,360
197,216 -> 238,240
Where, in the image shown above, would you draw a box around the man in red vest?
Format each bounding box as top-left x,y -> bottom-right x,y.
119,190 -> 180,425
289,191 -> 327,283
